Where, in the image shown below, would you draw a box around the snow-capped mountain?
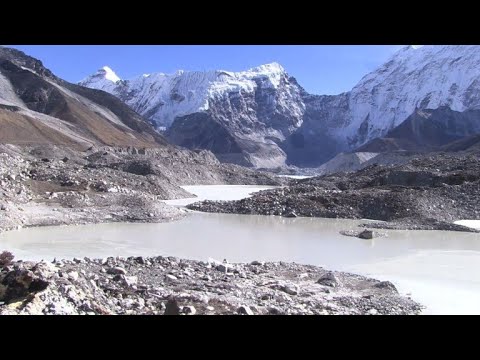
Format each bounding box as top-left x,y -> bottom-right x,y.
80,62 -> 305,167
80,45 -> 480,167
80,62 -> 303,128
339,45 -> 480,147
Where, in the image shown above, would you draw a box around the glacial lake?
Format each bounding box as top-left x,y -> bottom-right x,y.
1,185 -> 480,315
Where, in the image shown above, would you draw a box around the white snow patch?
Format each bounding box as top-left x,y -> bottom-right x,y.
454,220 -> 480,230
102,66 -> 121,83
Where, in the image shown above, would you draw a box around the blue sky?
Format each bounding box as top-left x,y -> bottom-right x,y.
8,45 -> 405,95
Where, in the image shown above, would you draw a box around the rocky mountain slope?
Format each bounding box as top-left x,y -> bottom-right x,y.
0,47 -> 171,149
335,45 -> 480,148
357,107 -> 480,153
81,45 -> 480,168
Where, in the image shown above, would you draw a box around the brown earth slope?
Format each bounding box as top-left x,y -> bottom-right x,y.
0,47 -> 168,149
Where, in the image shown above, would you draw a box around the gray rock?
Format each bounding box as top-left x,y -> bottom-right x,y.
121,276 -> 138,287
268,306 -> 282,315
165,274 -> 177,280
135,256 -> 146,264
238,305 -> 254,315
250,260 -> 264,266
284,211 -> 298,218
182,306 -> 196,315
164,299 -> 180,315
373,281 -> 398,293
281,284 -> 298,295
358,229 -> 374,239
67,271 -> 79,281
107,267 -> 127,275
216,263 -> 233,273
317,272 -> 340,288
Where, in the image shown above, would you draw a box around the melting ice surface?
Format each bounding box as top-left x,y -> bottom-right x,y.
1,185 -> 480,315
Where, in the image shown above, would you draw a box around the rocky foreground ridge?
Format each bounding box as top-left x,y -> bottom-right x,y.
0,255 -> 422,315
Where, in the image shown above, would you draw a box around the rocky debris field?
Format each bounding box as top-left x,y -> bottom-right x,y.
0,144 -> 284,232
0,255 -> 422,315
188,152 -> 480,231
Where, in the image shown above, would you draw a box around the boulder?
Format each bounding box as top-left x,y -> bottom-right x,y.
182,306 -> 196,315
0,269 -> 49,302
216,263 -> 234,273
107,267 -> 127,275
317,272 -> 340,288
238,305 -> 254,315
250,260 -> 264,266
164,298 -> 180,315
281,284 -> 298,295
135,256 -> 146,265
125,276 -> 138,287
373,281 -> 398,293
67,271 -> 79,281
358,229 -> 374,239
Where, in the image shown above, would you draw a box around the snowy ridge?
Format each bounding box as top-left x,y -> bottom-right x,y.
80,62 -> 289,128
79,46 -> 480,167
80,46 -> 480,145
340,45 -> 480,147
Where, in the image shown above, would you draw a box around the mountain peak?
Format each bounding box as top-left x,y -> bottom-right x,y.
99,66 -> 121,83
247,62 -> 286,74
79,66 -> 122,89
389,45 -> 417,60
